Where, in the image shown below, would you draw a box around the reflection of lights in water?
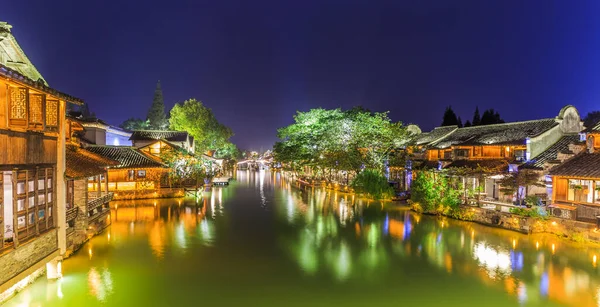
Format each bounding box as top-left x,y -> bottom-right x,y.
536,241 -> 539,250
540,272 -> 549,297
87,267 -> 113,302
473,242 -> 512,278
334,241 -> 351,281
107,233 -> 111,241
368,224 -> 379,247
594,255 -> 598,267
175,222 -> 187,250
298,232 -> 318,274
597,287 -> 600,307
259,171 -> 266,208
57,279 -> 64,299
510,251 -> 524,272
512,239 -> 516,249
382,214 -> 389,236
339,199 -> 348,227
551,243 -> 556,254
88,248 -> 93,259
517,281 -> 527,303
287,194 -> 295,223
199,219 -> 214,246
211,191 -> 216,219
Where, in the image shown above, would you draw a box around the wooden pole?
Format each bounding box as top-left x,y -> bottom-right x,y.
12,169 -> 19,248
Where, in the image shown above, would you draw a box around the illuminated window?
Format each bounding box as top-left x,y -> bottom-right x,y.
137,170 -> 146,178
127,170 -> 135,181
567,179 -> 593,203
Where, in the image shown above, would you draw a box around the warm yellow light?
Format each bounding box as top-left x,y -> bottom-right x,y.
88,248 -> 93,258
551,243 -> 556,254
512,239 -> 517,249
593,255 -> 597,267
551,221 -> 557,226
535,241 -> 539,249
505,147 -> 510,152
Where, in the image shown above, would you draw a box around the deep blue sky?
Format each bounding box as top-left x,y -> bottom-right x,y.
4,1 -> 600,150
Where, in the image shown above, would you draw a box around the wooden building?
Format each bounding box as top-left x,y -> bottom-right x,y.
130,130 -> 195,153
412,106 -> 583,205
85,145 -> 173,199
0,21 -> 83,302
65,144 -> 118,252
548,121 -> 600,222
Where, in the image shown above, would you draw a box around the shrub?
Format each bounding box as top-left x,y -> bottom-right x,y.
350,169 -> 394,200
411,171 -> 463,214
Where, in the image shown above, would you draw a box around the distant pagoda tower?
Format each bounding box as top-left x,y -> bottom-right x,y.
0,21 -> 47,85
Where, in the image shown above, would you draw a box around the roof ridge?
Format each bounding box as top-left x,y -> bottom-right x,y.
457,118 -> 555,130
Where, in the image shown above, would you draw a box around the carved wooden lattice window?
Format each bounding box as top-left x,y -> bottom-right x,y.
9,87 -> 27,120
46,100 -> 58,127
29,94 -> 44,125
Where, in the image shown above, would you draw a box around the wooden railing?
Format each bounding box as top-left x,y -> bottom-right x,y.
87,192 -> 114,213
66,207 -> 79,223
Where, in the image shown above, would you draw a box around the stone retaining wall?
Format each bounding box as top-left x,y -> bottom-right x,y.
0,229 -> 57,285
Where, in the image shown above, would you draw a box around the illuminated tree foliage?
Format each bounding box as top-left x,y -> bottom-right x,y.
350,169 -> 394,200
169,98 -> 234,154
120,117 -> 149,131
273,107 -> 414,180
411,171 -> 463,215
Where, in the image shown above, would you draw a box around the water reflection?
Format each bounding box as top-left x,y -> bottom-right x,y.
4,171 -> 600,307
275,172 -> 600,306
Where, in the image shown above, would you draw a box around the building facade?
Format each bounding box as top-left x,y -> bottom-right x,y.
412,105 -> 583,206
0,24 -> 83,300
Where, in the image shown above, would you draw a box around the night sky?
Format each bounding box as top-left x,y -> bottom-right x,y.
4,1 -> 600,150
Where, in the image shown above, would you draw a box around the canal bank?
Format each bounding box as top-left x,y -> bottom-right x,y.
3,171 -> 600,307
409,202 -> 600,244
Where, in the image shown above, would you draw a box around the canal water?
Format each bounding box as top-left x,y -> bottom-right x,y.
5,171 -> 600,307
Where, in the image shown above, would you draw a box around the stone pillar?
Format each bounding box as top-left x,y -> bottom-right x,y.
73,179 -> 88,245
56,100 -> 67,255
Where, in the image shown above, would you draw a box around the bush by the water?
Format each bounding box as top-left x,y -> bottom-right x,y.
350,169 -> 394,199
410,171 -> 464,216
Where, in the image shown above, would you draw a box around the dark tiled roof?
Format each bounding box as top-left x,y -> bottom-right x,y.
66,145 -> 119,179
520,134 -> 581,170
445,159 -> 509,172
86,145 -> 165,169
584,121 -> 600,133
415,126 -> 458,146
549,152 -> 600,178
130,130 -> 189,142
431,119 -> 558,149
0,64 -> 83,104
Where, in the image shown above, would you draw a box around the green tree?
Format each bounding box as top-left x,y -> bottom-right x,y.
147,81 -> 168,130
169,98 -> 233,153
350,169 -> 394,200
441,106 -> 459,126
120,117 -> 149,131
498,169 -> 544,204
